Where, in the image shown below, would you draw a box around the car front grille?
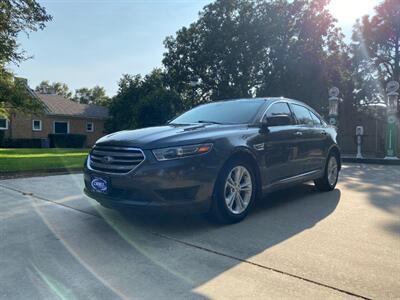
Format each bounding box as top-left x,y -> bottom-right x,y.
89,145 -> 145,174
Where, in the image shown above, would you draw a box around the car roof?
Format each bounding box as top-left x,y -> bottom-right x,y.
200,97 -> 318,113
221,97 -> 300,102
221,97 -> 321,116
220,97 -> 309,107
266,97 -> 309,106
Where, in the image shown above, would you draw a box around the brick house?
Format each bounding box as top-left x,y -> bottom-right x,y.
0,92 -> 109,147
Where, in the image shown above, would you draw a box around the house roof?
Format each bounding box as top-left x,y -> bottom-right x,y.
36,93 -> 109,119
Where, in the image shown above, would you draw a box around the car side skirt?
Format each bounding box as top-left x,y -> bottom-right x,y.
262,169 -> 324,195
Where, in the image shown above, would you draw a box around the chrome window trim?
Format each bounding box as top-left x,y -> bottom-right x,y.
260,99 -> 325,126
87,146 -> 146,176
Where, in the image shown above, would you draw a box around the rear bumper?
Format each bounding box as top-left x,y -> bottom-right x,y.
83,150 -> 223,214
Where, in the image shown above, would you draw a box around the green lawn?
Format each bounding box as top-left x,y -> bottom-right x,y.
0,148 -> 90,173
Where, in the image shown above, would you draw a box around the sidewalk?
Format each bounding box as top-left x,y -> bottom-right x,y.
0,168 -> 82,180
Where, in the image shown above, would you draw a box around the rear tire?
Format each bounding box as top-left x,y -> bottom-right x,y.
209,158 -> 256,224
314,152 -> 339,192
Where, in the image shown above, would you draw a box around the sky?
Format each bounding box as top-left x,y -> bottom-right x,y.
12,0 -> 381,96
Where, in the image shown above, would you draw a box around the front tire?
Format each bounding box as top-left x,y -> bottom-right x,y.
210,159 -> 256,224
314,152 -> 339,191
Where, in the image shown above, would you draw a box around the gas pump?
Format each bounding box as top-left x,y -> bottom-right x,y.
385,81 -> 399,159
356,126 -> 364,159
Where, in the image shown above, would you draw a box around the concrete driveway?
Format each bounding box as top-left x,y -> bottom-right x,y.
0,164 -> 399,300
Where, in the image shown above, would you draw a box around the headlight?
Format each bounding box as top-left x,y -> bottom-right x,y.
152,143 -> 213,161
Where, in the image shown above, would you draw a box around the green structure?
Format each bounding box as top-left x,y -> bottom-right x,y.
385,81 -> 399,159
328,87 -> 340,127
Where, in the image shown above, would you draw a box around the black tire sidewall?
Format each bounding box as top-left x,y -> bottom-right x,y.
315,152 -> 339,191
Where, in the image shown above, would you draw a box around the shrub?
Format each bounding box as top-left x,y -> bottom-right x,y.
0,131 -> 4,147
2,138 -> 42,148
48,134 -> 87,148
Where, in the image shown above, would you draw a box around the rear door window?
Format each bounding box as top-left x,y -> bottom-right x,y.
291,104 -> 314,126
309,110 -> 322,126
264,102 -> 294,124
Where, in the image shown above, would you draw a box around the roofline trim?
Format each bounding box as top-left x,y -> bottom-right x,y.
46,113 -> 109,120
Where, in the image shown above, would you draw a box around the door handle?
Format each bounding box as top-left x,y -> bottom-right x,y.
293,131 -> 303,136
321,130 -> 327,135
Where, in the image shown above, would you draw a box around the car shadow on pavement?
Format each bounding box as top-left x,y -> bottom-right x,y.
94,183 -> 341,297
119,183 -> 340,237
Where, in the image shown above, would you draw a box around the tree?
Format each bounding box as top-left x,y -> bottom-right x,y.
107,74 -> 142,132
256,0 -> 353,111
107,69 -> 182,132
0,0 -> 52,63
137,71 -> 183,128
351,0 -> 400,105
0,0 -> 51,112
163,0 -> 349,112
35,82 -> 109,105
163,0 -> 261,108
74,87 -> 92,104
74,86 -> 109,105
35,80 -> 73,99
0,71 -> 43,116
90,86 -> 109,106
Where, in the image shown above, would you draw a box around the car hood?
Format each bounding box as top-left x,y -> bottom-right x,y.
95,124 -> 248,149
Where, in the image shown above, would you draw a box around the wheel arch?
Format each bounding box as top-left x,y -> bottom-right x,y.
216,147 -> 262,199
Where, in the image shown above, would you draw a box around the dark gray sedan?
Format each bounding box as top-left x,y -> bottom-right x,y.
84,98 -> 341,223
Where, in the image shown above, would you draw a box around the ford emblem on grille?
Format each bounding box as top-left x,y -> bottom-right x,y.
102,156 -> 114,164
91,177 -> 108,193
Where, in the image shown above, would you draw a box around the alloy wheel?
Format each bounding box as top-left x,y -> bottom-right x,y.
224,166 -> 253,214
327,156 -> 338,186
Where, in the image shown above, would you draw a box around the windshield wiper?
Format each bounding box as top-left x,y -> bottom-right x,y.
197,120 -> 223,125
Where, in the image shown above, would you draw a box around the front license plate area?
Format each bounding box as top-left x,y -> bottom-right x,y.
90,176 -> 109,194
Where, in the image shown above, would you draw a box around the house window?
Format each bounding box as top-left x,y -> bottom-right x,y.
54,121 -> 69,134
0,118 -> 8,130
32,120 -> 42,131
86,122 -> 94,132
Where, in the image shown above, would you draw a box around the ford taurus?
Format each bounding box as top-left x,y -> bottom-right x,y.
84,98 -> 341,223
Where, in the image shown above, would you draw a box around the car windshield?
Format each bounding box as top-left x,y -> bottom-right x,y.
171,100 -> 266,125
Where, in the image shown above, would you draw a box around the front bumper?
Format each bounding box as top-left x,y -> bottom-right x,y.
83,149 -> 222,214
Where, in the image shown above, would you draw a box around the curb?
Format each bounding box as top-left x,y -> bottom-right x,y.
0,168 -> 83,180
342,157 -> 400,165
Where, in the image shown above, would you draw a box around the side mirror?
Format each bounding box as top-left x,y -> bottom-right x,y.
265,114 -> 292,127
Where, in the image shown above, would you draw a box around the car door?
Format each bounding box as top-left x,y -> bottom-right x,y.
308,109 -> 330,170
289,103 -> 324,174
259,102 -> 299,185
